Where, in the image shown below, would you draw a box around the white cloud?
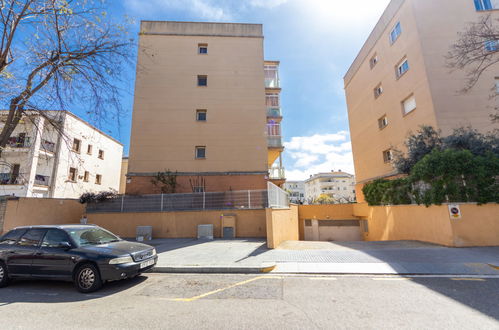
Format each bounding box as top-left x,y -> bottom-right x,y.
124,0 -> 232,20
250,0 -> 289,8
283,131 -> 354,181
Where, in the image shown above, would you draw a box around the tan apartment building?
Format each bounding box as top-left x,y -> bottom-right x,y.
344,0 -> 499,201
126,21 -> 285,194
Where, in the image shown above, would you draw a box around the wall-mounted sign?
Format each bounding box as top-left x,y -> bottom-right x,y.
448,204 -> 462,220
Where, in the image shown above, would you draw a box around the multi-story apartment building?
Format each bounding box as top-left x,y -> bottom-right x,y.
126,21 -> 285,194
344,0 -> 499,201
0,111 -> 123,198
304,171 -> 356,204
283,181 -> 305,204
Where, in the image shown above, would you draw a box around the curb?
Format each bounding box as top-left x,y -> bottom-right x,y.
151,263 -> 276,274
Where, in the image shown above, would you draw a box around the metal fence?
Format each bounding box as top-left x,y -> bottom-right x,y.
267,181 -> 290,209
86,189 -> 269,213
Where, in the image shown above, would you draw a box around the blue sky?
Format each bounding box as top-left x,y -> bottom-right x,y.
103,0 -> 391,180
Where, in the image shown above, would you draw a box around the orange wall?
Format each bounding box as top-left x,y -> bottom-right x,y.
266,205 -> 299,248
87,209 -> 266,239
298,204 -> 356,221
2,198 -> 85,233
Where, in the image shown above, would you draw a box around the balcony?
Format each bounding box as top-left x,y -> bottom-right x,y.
267,107 -> 282,118
267,136 -> 283,148
0,173 -> 23,185
264,65 -> 280,88
269,166 -> 285,180
34,174 -> 50,186
40,140 -> 56,153
7,136 -> 31,149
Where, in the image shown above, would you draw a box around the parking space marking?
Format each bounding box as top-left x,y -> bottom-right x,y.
171,276 -> 269,302
450,278 -> 486,281
372,278 -> 412,281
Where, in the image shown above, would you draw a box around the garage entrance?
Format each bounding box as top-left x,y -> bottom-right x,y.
304,219 -> 362,242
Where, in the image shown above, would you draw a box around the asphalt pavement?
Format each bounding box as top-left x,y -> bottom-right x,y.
0,273 -> 498,329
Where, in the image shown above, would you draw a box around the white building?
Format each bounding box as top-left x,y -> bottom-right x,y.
283,181 -> 305,204
0,110 -> 123,198
305,171 -> 356,204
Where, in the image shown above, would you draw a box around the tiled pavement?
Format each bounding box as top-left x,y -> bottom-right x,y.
145,238 -> 499,275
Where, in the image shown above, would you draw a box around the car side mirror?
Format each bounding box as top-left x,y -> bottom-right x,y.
58,241 -> 72,250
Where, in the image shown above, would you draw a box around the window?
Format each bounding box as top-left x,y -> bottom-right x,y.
195,146 -> 206,159
193,186 -> 204,193
383,149 -> 393,163
374,84 -> 383,98
87,144 -> 93,155
378,115 -> 388,130
98,149 -> 104,159
198,43 -> 208,54
0,228 -> 26,245
197,75 -> 208,86
41,229 -> 71,248
83,171 -> 89,182
390,22 -> 402,44
17,229 -> 46,247
370,54 -> 379,68
396,58 -> 409,78
68,167 -> 77,182
95,174 -> 102,185
72,138 -> 81,153
474,0 -> 499,10
196,110 -> 207,121
485,40 -> 498,52
402,95 -> 417,115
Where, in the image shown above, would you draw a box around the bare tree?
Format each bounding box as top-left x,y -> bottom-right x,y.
0,0 -> 133,157
447,14 -> 499,121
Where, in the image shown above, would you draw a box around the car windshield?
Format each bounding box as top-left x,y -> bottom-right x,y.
65,227 -> 121,247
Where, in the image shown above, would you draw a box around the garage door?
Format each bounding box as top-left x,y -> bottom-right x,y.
304,219 -> 362,241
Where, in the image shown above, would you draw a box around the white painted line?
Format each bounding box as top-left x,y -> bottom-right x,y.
309,277 -> 337,281
372,278 -> 411,281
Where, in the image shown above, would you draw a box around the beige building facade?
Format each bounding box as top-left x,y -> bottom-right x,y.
127,21 -> 284,194
344,0 -> 499,201
304,171 -> 356,204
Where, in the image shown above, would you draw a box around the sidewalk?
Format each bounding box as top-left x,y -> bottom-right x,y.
143,238 -> 499,275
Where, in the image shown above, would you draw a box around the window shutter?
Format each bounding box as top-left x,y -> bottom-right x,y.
403,96 -> 417,114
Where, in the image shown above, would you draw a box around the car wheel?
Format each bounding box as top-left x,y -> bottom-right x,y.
74,263 -> 102,293
0,261 -> 9,288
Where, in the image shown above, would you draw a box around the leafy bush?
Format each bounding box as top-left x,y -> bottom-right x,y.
79,191 -> 117,204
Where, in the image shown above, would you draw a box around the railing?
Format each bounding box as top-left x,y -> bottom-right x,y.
86,189 -> 269,213
34,174 -> 50,186
0,173 -> 23,185
41,140 -> 56,153
267,107 -> 282,118
269,166 -> 285,180
267,182 -> 289,209
267,123 -> 281,136
264,65 -> 280,88
267,136 -> 283,148
7,137 -> 31,148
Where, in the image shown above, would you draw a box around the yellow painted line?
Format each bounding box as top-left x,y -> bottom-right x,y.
450,278 -> 486,281
172,276 -> 268,302
488,264 -> 499,270
261,265 -> 276,273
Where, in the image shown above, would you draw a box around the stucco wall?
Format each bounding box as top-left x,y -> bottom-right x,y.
87,209 -> 266,239
1,197 -> 85,233
266,205 -> 299,248
363,203 -> 499,247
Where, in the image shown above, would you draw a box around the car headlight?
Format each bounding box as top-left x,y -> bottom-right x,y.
109,256 -> 133,264
152,248 -> 157,256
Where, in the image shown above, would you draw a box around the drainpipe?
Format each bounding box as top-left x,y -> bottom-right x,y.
48,113 -> 66,198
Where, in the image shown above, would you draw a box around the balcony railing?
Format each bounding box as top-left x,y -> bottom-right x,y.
264,65 -> 280,88
7,136 -> 31,148
41,140 -> 56,153
267,136 -> 283,148
269,166 -> 285,180
267,123 -> 281,136
34,174 -> 50,186
0,173 -> 23,185
267,107 -> 282,118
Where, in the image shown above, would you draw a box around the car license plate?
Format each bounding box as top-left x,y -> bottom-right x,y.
140,258 -> 155,269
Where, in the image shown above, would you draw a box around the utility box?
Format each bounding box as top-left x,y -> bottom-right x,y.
136,226 -> 153,241
197,224 -> 214,240
221,214 -> 236,239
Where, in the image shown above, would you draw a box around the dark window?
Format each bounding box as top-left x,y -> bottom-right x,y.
87,144 -> 93,155
198,43 -> 208,54
41,229 -> 71,248
195,146 -> 206,159
17,229 -> 46,247
197,75 -> 208,86
72,138 -> 81,153
98,149 -> 104,159
0,228 -> 26,245
196,110 -> 207,121
96,174 -> 102,185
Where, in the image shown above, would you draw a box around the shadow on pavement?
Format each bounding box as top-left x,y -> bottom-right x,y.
0,275 -> 148,305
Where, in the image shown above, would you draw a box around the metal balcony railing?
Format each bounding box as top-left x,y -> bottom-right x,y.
267,107 -> 282,118
0,173 -> 23,185
269,166 -> 285,180
7,137 -> 31,148
34,174 -> 50,186
267,136 -> 283,148
267,123 -> 281,136
41,140 -> 56,153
